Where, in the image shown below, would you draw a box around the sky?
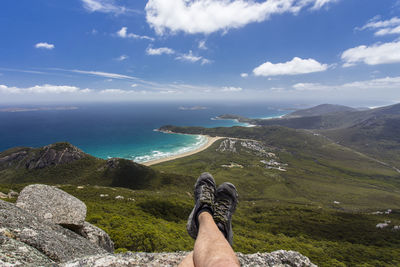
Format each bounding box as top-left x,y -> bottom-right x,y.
0,0 -> 400,105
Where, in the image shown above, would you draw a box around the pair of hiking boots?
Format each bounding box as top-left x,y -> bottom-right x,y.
186,172 -> 238,246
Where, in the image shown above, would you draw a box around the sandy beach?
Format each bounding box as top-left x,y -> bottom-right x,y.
143,135 -> 224,166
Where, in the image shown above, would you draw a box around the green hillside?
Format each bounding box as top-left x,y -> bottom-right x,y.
1,124 -> 400,266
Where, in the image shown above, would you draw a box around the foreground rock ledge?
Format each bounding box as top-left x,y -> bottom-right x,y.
61,251 -> 317,267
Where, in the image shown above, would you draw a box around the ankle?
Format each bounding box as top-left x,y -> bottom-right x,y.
198,210 -> 213,223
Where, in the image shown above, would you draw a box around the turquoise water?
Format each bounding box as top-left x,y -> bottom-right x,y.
0,102 -> 289,163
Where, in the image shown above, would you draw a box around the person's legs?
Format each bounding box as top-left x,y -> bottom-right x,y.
178,251 -> 194,267
193,212 -> 239,267
180,173 -> 240,267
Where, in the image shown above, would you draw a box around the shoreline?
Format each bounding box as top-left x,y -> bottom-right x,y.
143,134 -> 224,166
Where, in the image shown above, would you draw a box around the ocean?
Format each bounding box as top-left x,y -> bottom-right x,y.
0,102 -> 289,163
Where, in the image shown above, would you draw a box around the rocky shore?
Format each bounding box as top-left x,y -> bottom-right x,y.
0,184 -> 316,266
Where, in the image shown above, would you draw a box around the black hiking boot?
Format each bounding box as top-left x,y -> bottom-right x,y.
186,172 -> 216,240
213,182 -> 238,246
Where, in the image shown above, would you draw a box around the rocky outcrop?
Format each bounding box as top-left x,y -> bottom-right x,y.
16,184 -> 86,228
0,200 -> 106,263
77,222 -> 114,253
0,235 -> 56,266
1,184 -> 316,266
0,142 -> 87,170
61,251 -> 316,267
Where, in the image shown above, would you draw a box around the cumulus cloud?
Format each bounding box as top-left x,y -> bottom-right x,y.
117,27 -> 154,41
146,46 -> 175,55
341,41 -> 400,67
175,50 -> 211,65
35,42 -> 55,50
253,57 -> 328,76
0,84 -> 90,94
358,16 -> 400,36
221,86 -> 243,92
81,0 -> 130,15
241,73 -> 249,78
145,0 -> 337,35
131,84 -> 138,88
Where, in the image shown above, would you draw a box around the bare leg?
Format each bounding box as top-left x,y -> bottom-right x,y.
178,251 -> 194,267
193,212 -> 240,267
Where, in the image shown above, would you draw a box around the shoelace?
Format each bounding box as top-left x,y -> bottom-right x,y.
199,184 -> 214,205
213,198 -> 230,223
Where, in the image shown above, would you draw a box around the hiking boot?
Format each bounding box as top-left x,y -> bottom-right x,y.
213,182 -> 238,246
186,172 -> 216,240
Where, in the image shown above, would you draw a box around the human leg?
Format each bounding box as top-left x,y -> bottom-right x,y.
193,212 -> 239,267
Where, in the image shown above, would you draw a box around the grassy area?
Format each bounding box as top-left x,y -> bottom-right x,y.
2,126 -> 400,266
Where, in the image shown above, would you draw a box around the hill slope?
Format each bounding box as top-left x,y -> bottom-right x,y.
283,104 -> 357,118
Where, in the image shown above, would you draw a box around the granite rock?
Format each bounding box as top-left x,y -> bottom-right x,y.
61,251 -> 316,267
0,199 -> 106,262
77,222 -> 114,253
16,184 -> 86,228
0,235 -> 56,266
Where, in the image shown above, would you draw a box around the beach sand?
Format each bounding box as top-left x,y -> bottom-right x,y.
143,136 -> 224,166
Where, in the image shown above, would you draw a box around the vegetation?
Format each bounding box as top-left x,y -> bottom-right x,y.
2,119 -> 400,266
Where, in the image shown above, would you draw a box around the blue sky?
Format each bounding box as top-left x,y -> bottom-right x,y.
1,0 -> 400,105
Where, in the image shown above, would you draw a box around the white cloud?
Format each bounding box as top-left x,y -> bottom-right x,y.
35,42 -> 55,50
375,26 -> 400,36
198,40 -> 207,50
310,0 -> 338,10
221,86 -> 243,92
358,16 -> 400,36
81,0 -> 129,15
176,50 -> 202,62
253,57 -> 328,76
131,84 -> 138,88
341,41 -> 400,67
201,58 -> 212,65
116,55 -> 128,61
146,46 -> 175,55
117,27 -> 154,41
0,84 -> 90,94
175,50 -> 211,65
145,0 -> 337,35
70,69 -> 138,80
241,73 -> 249,78
99,89 -> 130,94
291,76 -> 400,91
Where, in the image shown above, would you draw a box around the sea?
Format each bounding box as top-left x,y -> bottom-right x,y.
0,102 -> 290,163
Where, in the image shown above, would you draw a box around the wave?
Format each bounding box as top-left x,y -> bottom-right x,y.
133,135 -> 208,163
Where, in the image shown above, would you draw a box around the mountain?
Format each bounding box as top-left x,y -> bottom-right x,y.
0,142 -> 168,189
283,104 -> 357,118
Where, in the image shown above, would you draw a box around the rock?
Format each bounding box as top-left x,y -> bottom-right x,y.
0,192 -> 7,199
237,250 -> 317,267
16,184 -> 86,228
115,195 -> 124,200
25,143 -> 86,169
0,235 -> 56,266
216,139 -> 237,153
0,142 -> 86,170
61,250 -> 316,267
8,190 -> 18,198
0,199 -> 107,263
77,222 -> 114,253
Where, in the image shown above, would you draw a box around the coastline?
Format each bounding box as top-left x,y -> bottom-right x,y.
143,135 -> 224,166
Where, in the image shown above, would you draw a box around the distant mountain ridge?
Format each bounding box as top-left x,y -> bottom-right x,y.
283,104 -> 358,118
